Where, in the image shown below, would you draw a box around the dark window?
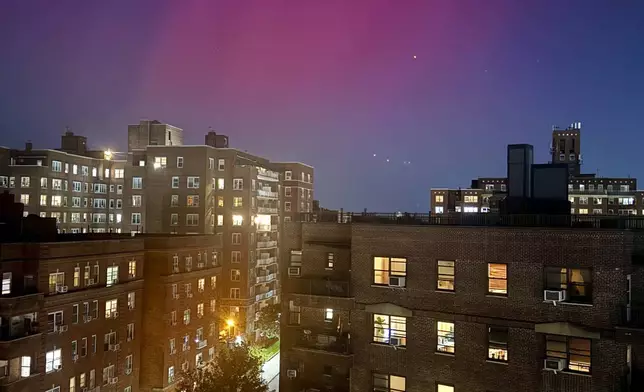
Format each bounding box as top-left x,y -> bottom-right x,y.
323,365 -> 333,377
487,326 -> 508,362
373,373 -> 406,392
544,267 -> 592,304
546,335 -> 591,373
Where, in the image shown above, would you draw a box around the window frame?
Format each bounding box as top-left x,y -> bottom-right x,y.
487,263 -> 508,296
545,335 -> 591,374
437,260 -> 455,291
436,321 -> 455,354
372,314 -> 407,347
487,326 -> 508,362
544,267 -> 593,304
372,256 -> 407,287
372,372 -> 406,392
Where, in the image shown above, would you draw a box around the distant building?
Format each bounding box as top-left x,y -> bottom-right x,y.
431,123 -> 642,215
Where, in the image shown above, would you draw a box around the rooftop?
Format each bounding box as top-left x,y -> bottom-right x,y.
295,211 -> 644,230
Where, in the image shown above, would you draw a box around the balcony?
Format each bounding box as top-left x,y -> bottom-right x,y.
257,189 -> 279,199
257,240 -> 278,249
255,290 -> 275,302
0,320 -> 40,342
0,292 -> 42,315
257,169 -> 279,182
257,257 -> 277,267
292,328 -> 351,356
288,278 -> 350,298
257,224 -> 277,233
616,305 -> 644,342
257,207 -> 279,214
256,273 -> 277,284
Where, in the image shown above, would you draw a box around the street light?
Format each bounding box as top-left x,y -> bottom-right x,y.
226,319 -> 235,338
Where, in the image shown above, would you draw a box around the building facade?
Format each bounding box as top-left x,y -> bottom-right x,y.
0,198 -> 223,392
280,212 -> 644,392
431,123 -> 642,215
274,162 -> 314,223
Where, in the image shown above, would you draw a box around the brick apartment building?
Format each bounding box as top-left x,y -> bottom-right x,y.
0,194 -> 223,392
1,119 -> 315,338
431,123 -> 642,215
280,212 -> 644,392
0,132 -> 126,233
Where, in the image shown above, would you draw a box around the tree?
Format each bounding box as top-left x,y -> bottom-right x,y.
255,303 -> 280,340
177,343 -> 268,392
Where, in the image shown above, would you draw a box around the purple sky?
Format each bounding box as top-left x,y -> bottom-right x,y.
1,0 -> 643,211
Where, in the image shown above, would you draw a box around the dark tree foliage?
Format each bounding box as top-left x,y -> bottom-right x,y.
255,303 -> 280,340
176,343 -> 268,392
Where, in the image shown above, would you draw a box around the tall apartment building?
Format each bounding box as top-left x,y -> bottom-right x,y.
0,195 -> 223,392
0,131 -> 126,233
431,123 -> 642,215
280,211 -> 644,392
274,162 -> 314,223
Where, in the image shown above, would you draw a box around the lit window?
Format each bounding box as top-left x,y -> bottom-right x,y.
437,260 -> 454,291
434,206 -> 444,214
233,197 -> 242,207
487,263 -> 507,295
154,156 -> 167,168
464,195 -> 478,203
20,356 -> 31,377
106,266 -> 118,286
546,335 -> 591,373
132,177 -> 142,189
326,253 -> 334,269
168,366 -> 175,383
373,314 -> 406,346
324,308 -> 333,321
105,299 -> 118,318
230,269 -> 241,281
232,215 -> 243,226
128,260 -> 136,278
1,272 -> 11,295
187,195 -> 200,207
437,321 -> 455,353
45,348 -> 62,373
373,373 -> 405,392
217,215 -> 224,226
373,257 -> 407,287
20,194 -> 29,205
285,171 -> 292,180
544,267 -> 592,304
488,326 -> 508,362
217,178 -> 225,190
437,384 -> 454,392
435,195 -> 444,203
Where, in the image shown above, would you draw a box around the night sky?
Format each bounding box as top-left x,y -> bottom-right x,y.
1,1 -> 643,212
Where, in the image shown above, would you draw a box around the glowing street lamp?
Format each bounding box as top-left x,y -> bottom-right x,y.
104,149 -> 113,161
226,319 -> 235,338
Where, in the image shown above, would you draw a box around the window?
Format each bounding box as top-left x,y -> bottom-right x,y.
127,324 -> 135,341
185,256 -> 193,271
324,308 -> 334,321
326,253 -> 335,269
72,304 -> 79,323
487,263 -> 507,295
106,266 -> 119,286
231,269 -> 241,281
132,195 -> 142,207
2,272 -> 11,295
131,213 -> 142,225
128,260 -> 136,278
233,178 -> 243,190
168,366 -> 175,384
197,303 -> 204,317
464,195 -> 478,203
231,251 -> 241,263
171,176 -> 180,188
128,292 -> 135,309
183,309 -> 191,325
154,156 -> 167,168
544,267 -> 592,304
373,257 -> 407,287
437,260 -> 455,291
198,278 -> 205,292
373,373 -> 405,392
211,276 -> 217,289
46,348 -> 62,372
436,384 -> 454,392
20,176 -> 30,188
230,288 -> 240,299
284,201 -> 291,212
187,176 -> 200,188
217,178 -> 225,190
114,169 -> 124,178
217,214 -> 224,226
186,214 -> 199,226
52,160 -> 62,172
232,214 -> 243,226
488,326 -> 508,362
218,159 -> 225,171
435,206 -> 444,214
232,233 -> 241,245
437,321 -> 455,353
20,194 -> 29,205
285,171 -> 292,180
105,299 -> 118,318
373,314 -> 406,346
20,356 -> 31,377
81,337 -> 87,356
210,299 -> 216,313
132,177 -> 142,189
170,195 -> 179,207
546,335 -> 591,373
233,196 -> 242,207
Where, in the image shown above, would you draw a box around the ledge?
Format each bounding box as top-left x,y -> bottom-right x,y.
486,359 -> 508,365
435,290 -> 455,295
370,342 -> 406,350
542,301 -> 593,307
486,294 -> 508,299
434,351 -> 454,357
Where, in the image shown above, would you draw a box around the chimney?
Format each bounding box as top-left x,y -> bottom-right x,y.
25,141 -> 33,151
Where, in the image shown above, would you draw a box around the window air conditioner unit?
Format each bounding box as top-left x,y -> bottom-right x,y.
187,293 -> 193,298
55,364 -> 62,371
198,263 -> 204,268
286,369 -> 297,379
128,304 -> 134,310
58,325 -> 68,333
57,285 -> 69,293
89,279 -> 95,285
73,354 -> 79,361
112,312 -> 119,318
544,358 -> 566,371
109,377 -> 119,384
389,337 -> 403,346
389,276 -> 405,287
544,290 -> 566,302
84,316 -> 92,323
